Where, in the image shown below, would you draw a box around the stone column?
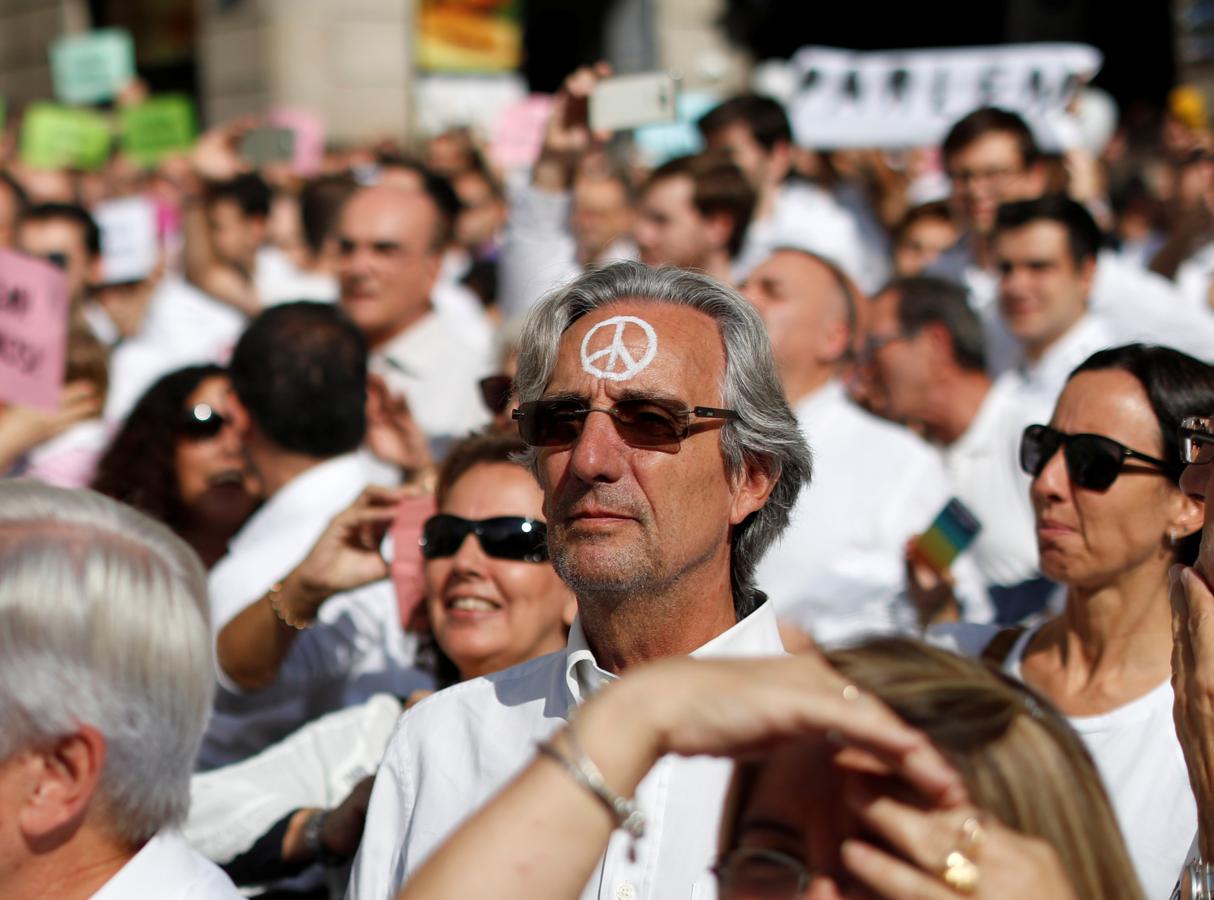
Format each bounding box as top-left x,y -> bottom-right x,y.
196,0 -> 414,144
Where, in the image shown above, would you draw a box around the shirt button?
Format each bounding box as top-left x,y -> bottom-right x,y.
616,884 -> 636,900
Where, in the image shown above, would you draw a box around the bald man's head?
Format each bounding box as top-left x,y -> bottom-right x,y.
741,248 -> 856,402
336,186 -> 444,347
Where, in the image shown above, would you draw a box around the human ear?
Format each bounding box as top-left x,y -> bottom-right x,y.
728,457 -> 777,526
1170,487 -> 1205,544
19,726 -> 107,851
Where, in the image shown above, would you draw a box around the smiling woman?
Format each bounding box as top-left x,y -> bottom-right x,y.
424,430 -> 576,681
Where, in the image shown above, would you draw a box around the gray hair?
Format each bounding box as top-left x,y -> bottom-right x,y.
514,260 -> 812,614
0,481 -> 212,845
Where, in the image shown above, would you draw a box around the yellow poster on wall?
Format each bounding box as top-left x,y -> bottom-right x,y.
417,0 -> 522,73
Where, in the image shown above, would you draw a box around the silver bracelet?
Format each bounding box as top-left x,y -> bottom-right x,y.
1184,861 -> 1214,900
537,723 -> 645,839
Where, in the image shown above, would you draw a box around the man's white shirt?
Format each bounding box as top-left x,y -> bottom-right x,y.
734,181 -> 866,285
940,376 -> 1040,589
90,830 -> 242,899
199,453 -> 431,770
370,311 -> 492,460
756,380 -> 991,643
346,599 -> 785,900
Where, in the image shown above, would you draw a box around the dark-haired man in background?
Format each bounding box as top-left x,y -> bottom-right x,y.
866,275 -> 1045,620
933,107 -> 1214,369
698,93 -> 865,285
199,301 -> 431,770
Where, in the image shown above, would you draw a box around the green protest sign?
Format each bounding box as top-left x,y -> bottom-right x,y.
20,103 -> 112,170
120,95 -> 196,166
50,28 -> 136,106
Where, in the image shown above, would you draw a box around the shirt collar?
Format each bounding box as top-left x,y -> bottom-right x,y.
561,594 -> 783,708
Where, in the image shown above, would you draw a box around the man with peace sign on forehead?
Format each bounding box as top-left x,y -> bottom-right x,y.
349,260 -> 811,900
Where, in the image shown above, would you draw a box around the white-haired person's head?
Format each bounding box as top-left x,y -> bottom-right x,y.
0,481 -> 213,891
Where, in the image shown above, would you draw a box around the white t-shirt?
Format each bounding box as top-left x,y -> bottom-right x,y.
757,380 -> 991,643
199,454 -> 431,770
932,622 -> 1197,900
255,245 -> 339,306
91,830 -> 242,899
347,600 -> 785,900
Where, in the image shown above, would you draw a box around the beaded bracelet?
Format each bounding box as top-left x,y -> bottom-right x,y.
537,723 -> 645,840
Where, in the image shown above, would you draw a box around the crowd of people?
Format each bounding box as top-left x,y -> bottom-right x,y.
5,53 -> 1214,900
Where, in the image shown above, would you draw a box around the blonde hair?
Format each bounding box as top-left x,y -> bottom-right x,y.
835,638 -> 1143,900
721,637 -> 1144,900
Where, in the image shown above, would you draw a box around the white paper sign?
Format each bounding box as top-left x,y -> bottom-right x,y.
787,44 -> 1103,151
95,196 -> 158,285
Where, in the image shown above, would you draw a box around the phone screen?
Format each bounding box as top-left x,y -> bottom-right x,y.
913,498 -> 982,573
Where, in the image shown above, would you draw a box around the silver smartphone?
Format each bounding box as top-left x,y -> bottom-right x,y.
589,72 -> 679,132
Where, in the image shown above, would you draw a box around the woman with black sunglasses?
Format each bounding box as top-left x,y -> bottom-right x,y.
93,364 -> 260,569
935,343 -> 1214,898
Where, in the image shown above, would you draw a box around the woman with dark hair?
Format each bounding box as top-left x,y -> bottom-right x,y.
92,364 -> 259,568
935,343 -> 1214,897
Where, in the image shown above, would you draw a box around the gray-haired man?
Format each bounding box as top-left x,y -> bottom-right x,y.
0,482 -> 241,899
348,260 -> 811,899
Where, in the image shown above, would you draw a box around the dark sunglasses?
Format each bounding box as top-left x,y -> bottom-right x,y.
1180,416 -> 1214,466
512,398 -> 741,451
1019,423 -> 1170,491
178,403 -> 230,441
420,514 -> 548,563
479,374 -> 514,416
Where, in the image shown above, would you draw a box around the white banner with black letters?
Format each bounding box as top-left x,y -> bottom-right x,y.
786,44 -> 1102,150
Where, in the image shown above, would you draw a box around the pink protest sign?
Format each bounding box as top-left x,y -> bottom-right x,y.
488,94 -> 553,171
0,250 -> 70,412
268,107 -> 326,176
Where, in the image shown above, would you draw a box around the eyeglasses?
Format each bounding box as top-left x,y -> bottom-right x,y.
178,403 -> 230,441
1180,416 -> 1214,465
712,847 -> 812,900
479,374 -> 514,416
419,514 -> 548,563
512,398 -> 741,451
1019,424 -> 1171,491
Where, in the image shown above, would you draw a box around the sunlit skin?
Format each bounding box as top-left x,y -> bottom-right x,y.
634,176 -> 728,276
864,288 -> 934,426
893,217 -> 959,277
536,300 -> 773,671
207,198 -> 263,272
175,376 -> 255,511
945,132 -> 1043,235
424,463 -> 576,680
16,218 -> 97,305
727,739 -> 868,899
174,376 -> 259,566
741,251 -> 850,404
995,221 -> 1093,361
336,187 -> 442,348
1180,427 -> 1214,584
1030,371 -> 1191,592
571,176 -> 634,266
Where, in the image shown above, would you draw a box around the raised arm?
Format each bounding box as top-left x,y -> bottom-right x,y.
397,652 -> 966,900
216,485 -> 416,690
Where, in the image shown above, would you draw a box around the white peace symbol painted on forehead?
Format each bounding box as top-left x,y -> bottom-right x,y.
579,315 -> 658,382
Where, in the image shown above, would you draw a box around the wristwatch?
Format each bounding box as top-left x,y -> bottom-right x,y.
301,810 -> 342,867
